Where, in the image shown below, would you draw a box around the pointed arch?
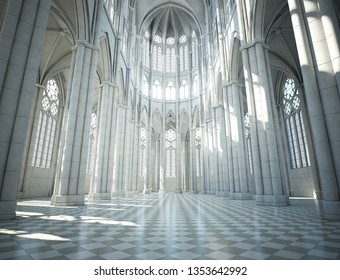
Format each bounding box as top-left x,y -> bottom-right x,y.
117,69 -> 125,104
152,109 -> 162,139
180,109 -> 189,139
74,0 -> 89,41
141,105 -> 149,127
230,37 -> 242,81
98,34 -> 112,81
192,106 -> 200,127
166,110 -> 176,128
251,0 -> 266,40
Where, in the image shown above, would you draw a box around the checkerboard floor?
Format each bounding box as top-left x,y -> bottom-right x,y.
1,193 -> 340,260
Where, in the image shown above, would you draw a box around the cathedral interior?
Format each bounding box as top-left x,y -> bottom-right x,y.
0,0 -> 340,260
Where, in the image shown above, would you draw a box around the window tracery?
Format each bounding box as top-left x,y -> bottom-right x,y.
165,128 -> 176,177
32,79 -> 60,169
283,78 -> 311,169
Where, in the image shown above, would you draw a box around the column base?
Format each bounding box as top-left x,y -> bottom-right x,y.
88,192 -> 111,201
216,190 -> 229,197
323,200 -> 340,220
126,190 -> 139,195
111,191 -> 127,197
255,194 -> 288,206
175,189 -> 182,193
0,200 -> 17,220
142,189 -> 151,194
230,192 -> 252,200
51,194 -> 85,206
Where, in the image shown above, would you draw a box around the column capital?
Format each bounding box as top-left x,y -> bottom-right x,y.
222,80 -> 244,88
35,83 -> 46,90
99,81 -> 118,88
71,40 -> 100,52
239,39 -> 268,52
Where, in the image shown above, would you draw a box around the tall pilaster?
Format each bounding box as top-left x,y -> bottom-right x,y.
288,0 -> 340,219
0,0 -> 51,219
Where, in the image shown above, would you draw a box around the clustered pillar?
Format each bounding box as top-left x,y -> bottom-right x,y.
288,0 -> 340,219
52,41 -> 99,205
240,41 -> 288,206
0,0 -> 52,219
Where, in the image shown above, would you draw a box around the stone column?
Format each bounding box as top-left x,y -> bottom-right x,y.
231,82 -> 252,199
222,85 -> 232,196
108,86 -> 119,194
131,120 -> 139,194
212,108 -> 221,195
123,118 -> 134,193
240,41 -> 287,206
217,103 -> 229,196
143,126 -> 151,194
175,129 -> 182,193
159,128 -> 165,193
225,85 -> 235,195
52,41 -> 99,205
240,46 -> 263,198
111,105 -> 127,195
288,0 -> 340,219
88,82 -> 114,201
317,0 -> 340,93
201,122 -> 209,194
154,137 -> 160,192
227,83 -> 239,196
191,128 -> 198,194
0,0 -> 51,219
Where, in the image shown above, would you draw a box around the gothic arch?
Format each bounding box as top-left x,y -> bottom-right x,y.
50,2 -> 76,43
192,106 -> 200,127
229,37 -> 242,82
98,34 -> 112,81
117,69 -> 125,105
251,0 -> 266,40
166,110 -> 176,128
180,109 -> 189,139
152,109 -> 162,139
141,106 -> 149,127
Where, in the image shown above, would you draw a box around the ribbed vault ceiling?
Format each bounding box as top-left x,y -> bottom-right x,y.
136,0 -> 207,37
